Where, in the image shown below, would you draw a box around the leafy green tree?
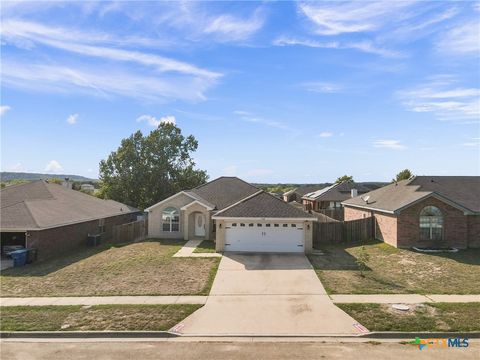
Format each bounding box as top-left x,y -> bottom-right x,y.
98,123 -> 208,209
394,169 -> 413,182
336,175 -> 353,183
47,178 -> 63,185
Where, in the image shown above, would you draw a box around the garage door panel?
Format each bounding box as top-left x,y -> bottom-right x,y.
224,222 -> 304,253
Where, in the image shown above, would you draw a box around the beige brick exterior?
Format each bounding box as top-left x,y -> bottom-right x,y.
344,196 -> 479,249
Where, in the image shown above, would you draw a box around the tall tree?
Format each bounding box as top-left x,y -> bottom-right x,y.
336,175 -> 353,183
98,123 -> 208,209
394,169 -> 413,182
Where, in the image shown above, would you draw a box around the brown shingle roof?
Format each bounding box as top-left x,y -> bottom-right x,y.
302,181 -> 370,201
213,191 -> 316,219
343,176 -> 480,214
1,180 -> 139,230
190,177 -> 259,211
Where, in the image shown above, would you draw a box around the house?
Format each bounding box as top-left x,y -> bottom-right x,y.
302,181 -> 371,220
282,185 -> 326,203
146,177 -> 316,253
0,180 -> 140,260
342,176 -> 480,249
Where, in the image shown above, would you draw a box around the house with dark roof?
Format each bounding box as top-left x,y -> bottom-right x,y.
146,177 -> 316,253
0,180 -> 140,260
342,176 -> 480,249
301,181 -> 371,220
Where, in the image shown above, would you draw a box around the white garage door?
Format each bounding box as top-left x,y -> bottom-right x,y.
224,221 -> 304,253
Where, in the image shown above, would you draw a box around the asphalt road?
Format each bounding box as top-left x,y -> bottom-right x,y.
1,339 -> 479,360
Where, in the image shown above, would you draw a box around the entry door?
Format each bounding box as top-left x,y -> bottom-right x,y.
194,213 -> 206,237
224,222 -> 304,252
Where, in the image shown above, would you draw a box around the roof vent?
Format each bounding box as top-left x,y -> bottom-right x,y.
361,195 -> 370,204
351,189 -> 358,198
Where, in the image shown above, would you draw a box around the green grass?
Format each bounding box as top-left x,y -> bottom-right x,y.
1,239 -> 220,297
337,302 -> 480,332
193,240 -> 216,253
0,304 -> 202,331
308,241 -> 480,294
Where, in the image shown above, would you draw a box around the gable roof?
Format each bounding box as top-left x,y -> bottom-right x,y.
213,191 -> 316,219
1,180 -> 139,230
190,177 -> 260,211
303,181 -> 370,201
342,176 -> 480,214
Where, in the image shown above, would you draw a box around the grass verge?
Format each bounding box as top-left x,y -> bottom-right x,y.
0,304 -> 202,331
337,302 -> 480,332
308,241 -> 480,294
193,240 -> 216,253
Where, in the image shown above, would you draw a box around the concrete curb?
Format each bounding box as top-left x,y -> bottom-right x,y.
0,331 -> 178,339
1,331 -> 479,339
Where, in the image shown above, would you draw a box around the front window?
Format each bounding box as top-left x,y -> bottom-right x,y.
419,206 -> 443,241
162,207 -> 179,232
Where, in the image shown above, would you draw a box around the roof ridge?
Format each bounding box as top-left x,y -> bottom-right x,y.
192,176 -> 260,191
213,190 -> 264,216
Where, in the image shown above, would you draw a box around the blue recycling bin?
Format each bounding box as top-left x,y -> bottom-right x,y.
10,249 -> 28,267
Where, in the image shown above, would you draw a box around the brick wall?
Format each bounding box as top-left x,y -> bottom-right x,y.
467,215 -> 480,248
397,197 -> 468,249
344,206 -> 397,247
27,212 -> 138,260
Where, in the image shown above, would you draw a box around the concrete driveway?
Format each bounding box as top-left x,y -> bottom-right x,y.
175,253 -> 364,335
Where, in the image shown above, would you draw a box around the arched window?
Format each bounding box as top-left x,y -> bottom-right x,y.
419,206 -> 443,241
162,207 -> 179,232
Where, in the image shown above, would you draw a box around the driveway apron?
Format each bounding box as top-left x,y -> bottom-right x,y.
175,253 -> 363,335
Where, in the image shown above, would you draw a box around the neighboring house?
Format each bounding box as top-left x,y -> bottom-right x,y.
0,180 -> 140,260
80,183 -> 95,194
302,181 -> 371,220
342,176 -> 480,249
146,177 -> 316,253
282,185 -> 326,203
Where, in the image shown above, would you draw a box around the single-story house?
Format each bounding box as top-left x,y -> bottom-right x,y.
146,177 -> 316,253
282,185 -> 325,203
302,181 -> 371,220
1,180 -> 140,260
342,176 -> 480,249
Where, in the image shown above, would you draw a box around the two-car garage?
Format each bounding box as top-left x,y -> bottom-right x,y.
223,221 -> 306,253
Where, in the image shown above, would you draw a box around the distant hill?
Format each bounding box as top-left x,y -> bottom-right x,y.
1,172 -> 97,182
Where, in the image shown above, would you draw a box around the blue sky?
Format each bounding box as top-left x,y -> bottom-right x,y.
1,1 -> 479,183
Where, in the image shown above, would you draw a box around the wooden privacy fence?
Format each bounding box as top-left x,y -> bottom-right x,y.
313,217 -> 373,248
112,219 -> 147,244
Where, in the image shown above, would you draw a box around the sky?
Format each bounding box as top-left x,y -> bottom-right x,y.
1,0 -> 479,183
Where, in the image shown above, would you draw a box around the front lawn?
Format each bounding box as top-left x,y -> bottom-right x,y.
193,240 -> 216,253
1,239 -> 220,297
338,302 -> 480,332
0,304 -> 201,331
308,241 -> 480,294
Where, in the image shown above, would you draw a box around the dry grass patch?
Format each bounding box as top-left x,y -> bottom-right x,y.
308,241 -> 480,294
1,304 -> 201,331
338,303 -> 480,332
1,239 -> 220,297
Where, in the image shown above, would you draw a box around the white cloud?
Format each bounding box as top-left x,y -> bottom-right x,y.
137,115 -> 176,127
436,21 -> 480,55
273,37 -> 403,58
233,110 -> 290,131
44,160 -> 63,173
300,82 -> 342,93
318,132 -> 334,138
0,105 -> 11,116
204,11 -> 264,41
297,1 -> 416,36
397,78 -> 480,122
67,113 -> 79,125
463,138 -> 480,147
9,163 -> 24,172
373,140 -> 406,149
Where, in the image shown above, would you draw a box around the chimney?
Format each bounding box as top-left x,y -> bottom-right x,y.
62,177 -> 72,190
351,188 -> 358,198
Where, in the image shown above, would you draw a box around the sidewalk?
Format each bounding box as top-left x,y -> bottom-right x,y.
173,239 -> 222,258
330,294 -> 480,303
0,296 -> 208,307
